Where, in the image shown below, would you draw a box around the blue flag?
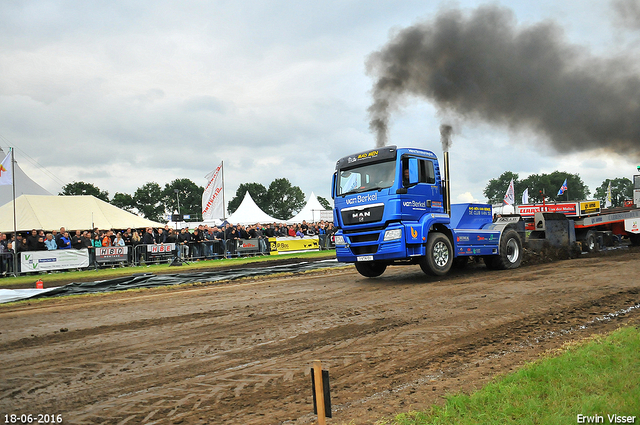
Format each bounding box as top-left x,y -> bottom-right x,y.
557,178 -> 568,196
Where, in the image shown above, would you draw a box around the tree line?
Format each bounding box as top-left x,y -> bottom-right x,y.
59,178 -> 331,222
484,171 -> 634,207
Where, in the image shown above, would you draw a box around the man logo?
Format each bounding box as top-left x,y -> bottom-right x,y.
411,227 -> 418,239
352,211 -> 371,219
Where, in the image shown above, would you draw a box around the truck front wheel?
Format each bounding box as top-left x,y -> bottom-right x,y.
355,261 -> 387,277
420,232 -> 453,276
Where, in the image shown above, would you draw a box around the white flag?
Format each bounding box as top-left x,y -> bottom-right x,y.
202,162 -> 224,220
522,188 -> 529,205
605,181 -> 612,208
0,151 -> 12,186
503,179 -> 515,205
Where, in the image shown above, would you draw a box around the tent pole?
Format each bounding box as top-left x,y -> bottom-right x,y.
11,148 -> 18,277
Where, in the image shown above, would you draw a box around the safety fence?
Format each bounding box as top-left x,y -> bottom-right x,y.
1,235 -> 335,276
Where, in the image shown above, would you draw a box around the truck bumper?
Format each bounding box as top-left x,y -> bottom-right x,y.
335,224 -> 424,263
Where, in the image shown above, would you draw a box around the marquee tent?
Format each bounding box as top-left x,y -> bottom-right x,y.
0,195 -> 165,233
287,192 -> 330,224
226,192 -> 280,225
0,148 -> 51,207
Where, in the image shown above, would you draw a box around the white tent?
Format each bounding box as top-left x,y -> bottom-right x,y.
226,192 -> 280,225
0,148 -> 51,207
0,195 -> 165,233
287,192 -> 330,224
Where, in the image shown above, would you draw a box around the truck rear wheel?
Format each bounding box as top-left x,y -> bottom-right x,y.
583,230 -> 597,252
490,229 -> 523,270
420,232 -> 453,276
355,261 -> 387,277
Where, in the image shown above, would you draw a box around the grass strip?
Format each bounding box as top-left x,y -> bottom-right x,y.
389,325 -> 640,424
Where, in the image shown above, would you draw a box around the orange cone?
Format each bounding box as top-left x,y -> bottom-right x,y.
36,279 -> 44,289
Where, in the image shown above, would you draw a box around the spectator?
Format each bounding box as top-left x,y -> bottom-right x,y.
71,230 -> 84,249
178,228 -> 191,259
27,229 -> 39,251
55,227 -> 66,248
155,227 -> 167,244
58,232 -> 71,249
44,233 -> 58,250
102,231 -> 113,247
113,233 -> 125,247
35,235 -> 47,251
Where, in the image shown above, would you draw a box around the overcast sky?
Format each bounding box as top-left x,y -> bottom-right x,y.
1,0 -> 639,213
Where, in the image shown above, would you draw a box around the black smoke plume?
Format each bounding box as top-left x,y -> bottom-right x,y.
440,124 -> 453,152
366,4 -> 640,156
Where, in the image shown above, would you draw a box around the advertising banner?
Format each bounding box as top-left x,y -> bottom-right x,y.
579,200 -> 601,215
268,236 -> 319,255
147,243 -> 176,254
516,203 -> 578,217
237,239 -> 259,254
96,246 -> 128,263
21,249 -> 90,272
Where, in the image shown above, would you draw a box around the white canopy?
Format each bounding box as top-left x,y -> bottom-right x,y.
0,195 -> 165,233
226,192 -> 280,225
0,148 -> 51,207
287,192 -> 330,224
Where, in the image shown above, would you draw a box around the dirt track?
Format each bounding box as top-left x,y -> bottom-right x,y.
1,250 -> 639,425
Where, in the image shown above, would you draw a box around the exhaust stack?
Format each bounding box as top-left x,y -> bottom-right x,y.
439,124 -> 453,217
443,151 -> 451,216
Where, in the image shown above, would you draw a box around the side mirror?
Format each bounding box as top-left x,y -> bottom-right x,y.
331,173 -> 336,199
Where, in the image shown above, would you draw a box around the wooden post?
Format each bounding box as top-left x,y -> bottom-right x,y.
313,360 -> 326,425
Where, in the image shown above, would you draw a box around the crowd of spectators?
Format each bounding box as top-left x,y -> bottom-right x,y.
0,221 -> 336,275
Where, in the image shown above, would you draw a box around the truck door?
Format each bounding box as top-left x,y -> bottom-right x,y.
400,157 -> 440,216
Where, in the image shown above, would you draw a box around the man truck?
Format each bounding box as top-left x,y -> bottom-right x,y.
331,146 -> 524,277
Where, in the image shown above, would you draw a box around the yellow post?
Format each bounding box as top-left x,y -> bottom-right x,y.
313,360 -> 326,425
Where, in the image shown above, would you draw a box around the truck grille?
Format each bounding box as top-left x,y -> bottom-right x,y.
351,245 -> 378,255
350,234 -> 379,243
341,204 -> 384,225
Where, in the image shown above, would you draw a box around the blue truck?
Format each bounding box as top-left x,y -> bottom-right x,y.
331,146 -> 524,277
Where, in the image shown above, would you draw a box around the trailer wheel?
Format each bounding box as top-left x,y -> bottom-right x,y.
355,261 -> 387,278
630,233 -> 640,247
584,230 -> 597,253
491,229 -> 523,270
420,232 -> 453,276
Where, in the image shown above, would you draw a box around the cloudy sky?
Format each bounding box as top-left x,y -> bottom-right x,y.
1,0 -> 639,213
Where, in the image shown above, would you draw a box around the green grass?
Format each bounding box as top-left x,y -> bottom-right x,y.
389,325 -> 640,424
0,250 -> 336,288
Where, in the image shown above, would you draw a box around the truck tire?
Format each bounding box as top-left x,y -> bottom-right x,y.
630,233 -> 640,246
355,261 -> 387,277
420,232 -> 453,276
584,230 -> 597,253
489,229 -> 523,270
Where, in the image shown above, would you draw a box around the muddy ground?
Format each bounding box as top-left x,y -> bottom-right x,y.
1,249 -> 639,424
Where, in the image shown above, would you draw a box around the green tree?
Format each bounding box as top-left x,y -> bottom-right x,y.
111,192 -> 135,212
227,183 -> 268,215
483,172 -> 520,205
317,196 -> 331,210
266,178 -> 305,220
521,171 -> 589,203
593,177 -> 633,207
162,178 -> 204,220
59,181 -> 109,201
484,171 -> 589,204
133,182 -> 165,222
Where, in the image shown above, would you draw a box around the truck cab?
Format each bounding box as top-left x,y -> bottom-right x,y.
331,146 -> 523,277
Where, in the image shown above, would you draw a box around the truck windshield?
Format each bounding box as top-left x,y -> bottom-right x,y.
337,160 -> 396,196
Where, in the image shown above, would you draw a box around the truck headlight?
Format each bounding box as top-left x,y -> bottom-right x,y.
334,235 -> 346,245
383,229 -> 402,241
